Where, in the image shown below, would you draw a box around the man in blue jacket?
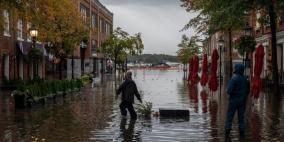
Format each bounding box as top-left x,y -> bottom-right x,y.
116,72 -> 142,120
225,64 -> 250,137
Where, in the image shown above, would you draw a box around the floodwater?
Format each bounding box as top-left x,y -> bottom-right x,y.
0,69 -> 283,142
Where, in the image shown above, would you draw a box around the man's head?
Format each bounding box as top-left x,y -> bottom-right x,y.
233,63 -> 245,75
125,71 -> 132,79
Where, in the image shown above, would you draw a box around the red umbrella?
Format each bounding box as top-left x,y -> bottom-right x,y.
187,58 -> 194,83
189,55 -> 199,84
200,53 -> 208,86
251,45 -> 265,99
208,48 -> 219,92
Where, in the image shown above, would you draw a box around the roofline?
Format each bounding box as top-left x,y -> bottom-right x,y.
92,0 -> 113,17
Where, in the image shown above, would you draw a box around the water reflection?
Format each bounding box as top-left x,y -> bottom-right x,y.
0,69 -> 283,141
200,90 -> 208,113
250,109 -> 262,142
209,99 -> 218,142
188,84 -> 198,113
119,118 -> 141,142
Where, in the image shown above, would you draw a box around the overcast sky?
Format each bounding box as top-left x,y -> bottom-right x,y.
99,0 -> 196,55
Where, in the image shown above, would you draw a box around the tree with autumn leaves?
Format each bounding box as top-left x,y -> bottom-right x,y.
34,0 -> 88,79
1,0 -> 87,79
180,0 -> 284,94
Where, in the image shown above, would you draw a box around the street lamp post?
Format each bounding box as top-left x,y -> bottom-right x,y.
243,22 -> 252,76
71,53 -> 74,79
218,36 -> 225,96
29,25 -> 38,77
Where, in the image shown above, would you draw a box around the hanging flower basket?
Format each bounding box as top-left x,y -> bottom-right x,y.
234,35 -> 256,56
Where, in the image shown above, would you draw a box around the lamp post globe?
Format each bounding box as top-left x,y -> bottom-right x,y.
218,36 -> 225,98
29,25 -> 38,48
244,22 -> 252,36
218,37 -> 225,49
29,25 -> 39,77
29,28 -> 38,38
243,22 -> 252,76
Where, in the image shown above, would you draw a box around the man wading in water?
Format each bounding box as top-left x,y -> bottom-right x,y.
116,71 -> 142,120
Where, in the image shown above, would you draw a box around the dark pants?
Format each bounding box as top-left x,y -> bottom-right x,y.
225,101 -> 246,131
119,101 -> 137,119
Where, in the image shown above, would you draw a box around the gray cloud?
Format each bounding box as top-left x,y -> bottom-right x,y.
99,0 -> 196,55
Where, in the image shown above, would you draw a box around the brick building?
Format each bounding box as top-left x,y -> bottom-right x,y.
0,10 -> 46,83
252,12 -> 284,81
0,0 -> 113,83
204,13 -> 284,82
66,0 -> 113,79
203,31 -> 244,81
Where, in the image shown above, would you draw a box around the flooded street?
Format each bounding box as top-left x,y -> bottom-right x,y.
0,69 -> 283,142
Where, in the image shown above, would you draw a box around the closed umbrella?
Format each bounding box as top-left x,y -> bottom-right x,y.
200,53 -> 208,86
189,55 -> 199,84
208,48 -> 219,92
251,45 -> 265,99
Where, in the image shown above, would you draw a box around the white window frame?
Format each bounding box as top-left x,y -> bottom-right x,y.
27,22 -> 32,42
80,6 -> 87,21
91,14 -> 96,28
17,19 -> 23,41
100,19 -> 103,33
105,23 -> 108,35
3,10 -> 10,36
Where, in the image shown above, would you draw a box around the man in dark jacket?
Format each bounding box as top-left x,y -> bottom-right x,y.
225,64 -> 250,137
116,71 -> 142,119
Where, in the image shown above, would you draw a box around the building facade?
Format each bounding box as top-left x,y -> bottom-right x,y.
67,0 -> 113,79
203,31 -> 244,81
252,13 -> 284,81
0,0 -> 113,84
204,13 -> 284,82
0,10 -> 46,84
